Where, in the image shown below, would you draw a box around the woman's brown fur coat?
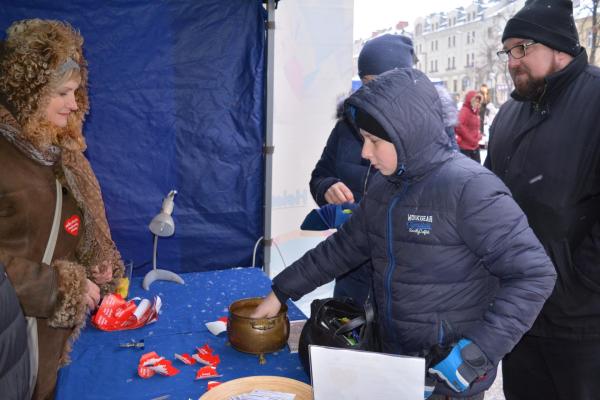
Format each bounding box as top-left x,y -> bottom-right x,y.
0,19 -> 124,399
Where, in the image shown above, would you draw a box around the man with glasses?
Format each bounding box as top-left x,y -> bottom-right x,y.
485,1 -> 600,399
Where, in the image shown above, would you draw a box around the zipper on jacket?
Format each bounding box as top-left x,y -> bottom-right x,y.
362,163 -> 372,198
384,181 -> 409,344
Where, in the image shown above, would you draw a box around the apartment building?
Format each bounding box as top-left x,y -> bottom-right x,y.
412,0 -> 525,104
352,0 -> 599,105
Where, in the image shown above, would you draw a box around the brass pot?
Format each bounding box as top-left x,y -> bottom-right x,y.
228,297 -> 289,356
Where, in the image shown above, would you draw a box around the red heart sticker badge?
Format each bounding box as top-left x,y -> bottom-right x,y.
64,215 -> 81,236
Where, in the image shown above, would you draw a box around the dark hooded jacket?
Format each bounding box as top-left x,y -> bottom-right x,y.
273,69 -> 556,397
485,49 -> 600,340
0,261 -> 30,400
309,104 -> 376,305
310,103 -> 374,207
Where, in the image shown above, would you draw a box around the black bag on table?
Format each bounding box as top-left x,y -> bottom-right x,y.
298,297 -> 379,376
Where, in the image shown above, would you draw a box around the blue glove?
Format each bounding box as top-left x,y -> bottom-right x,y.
428,339 -> 491,393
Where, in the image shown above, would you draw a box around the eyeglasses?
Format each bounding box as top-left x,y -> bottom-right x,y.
496,41 -> 538,62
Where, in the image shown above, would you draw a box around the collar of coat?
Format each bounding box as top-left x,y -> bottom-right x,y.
0,105 -> 61,166
511,47 -> 588,107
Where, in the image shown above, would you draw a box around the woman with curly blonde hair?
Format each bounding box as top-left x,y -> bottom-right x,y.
0,19 -> 124,399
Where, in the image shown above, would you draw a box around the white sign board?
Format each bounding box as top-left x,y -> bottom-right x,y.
310,346 -> 425,400
270,0 -> 354,240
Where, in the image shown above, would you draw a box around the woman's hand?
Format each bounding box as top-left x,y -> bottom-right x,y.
84,279 -> 101,312
324,182 -> 355,204
250,292 -> 282,318
90,261 -> 113,285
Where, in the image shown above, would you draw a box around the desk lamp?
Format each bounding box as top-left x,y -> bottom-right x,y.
143,190 -> 185,290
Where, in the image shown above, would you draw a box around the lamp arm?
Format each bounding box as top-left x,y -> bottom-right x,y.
152,234 -> 158,271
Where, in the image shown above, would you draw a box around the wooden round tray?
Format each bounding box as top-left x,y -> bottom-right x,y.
199,375 -> 313,400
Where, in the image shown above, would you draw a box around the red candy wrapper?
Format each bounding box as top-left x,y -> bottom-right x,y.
92,294 -> 162,331
137,351 -> 179,378
197,344 -> 214,356
138,352 -> 162,378
207,381 -> 222,390
195,365 -> 222,380
150,359 -> 180,376
174,353 -> 196,365
192,344 -> 220,366
193,352 -> 220,366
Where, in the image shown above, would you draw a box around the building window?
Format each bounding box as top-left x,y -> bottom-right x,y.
448,37 -> 451,47
467,32 -> 470,44
453,36 -> 456,47
430,60 -> 439,73
453,79 -> 458,93
452,56 -> 456,69
462,76 -> 470,91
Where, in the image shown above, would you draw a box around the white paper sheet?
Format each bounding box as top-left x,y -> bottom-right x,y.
310,345 -> 425,400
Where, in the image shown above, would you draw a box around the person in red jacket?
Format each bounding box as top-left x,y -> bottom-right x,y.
455,90 -> 482,162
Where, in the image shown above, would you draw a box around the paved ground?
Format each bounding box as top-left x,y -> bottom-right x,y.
486,363 -> 505,400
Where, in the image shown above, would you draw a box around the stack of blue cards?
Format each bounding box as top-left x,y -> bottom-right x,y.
300,202 -> 358,231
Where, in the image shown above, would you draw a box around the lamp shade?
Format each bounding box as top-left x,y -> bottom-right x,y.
149,213 -> 175,237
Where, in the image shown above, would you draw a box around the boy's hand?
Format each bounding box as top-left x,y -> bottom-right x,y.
325,182 -> 355,204
250,291 -> 282,318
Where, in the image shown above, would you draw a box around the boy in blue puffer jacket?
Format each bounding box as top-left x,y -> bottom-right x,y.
252,68 -> 556,399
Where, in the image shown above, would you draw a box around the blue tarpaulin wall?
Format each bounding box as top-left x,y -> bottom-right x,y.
0,1 -> 266,274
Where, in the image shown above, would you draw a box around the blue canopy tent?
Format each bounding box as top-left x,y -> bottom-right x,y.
0,0 -> 274,274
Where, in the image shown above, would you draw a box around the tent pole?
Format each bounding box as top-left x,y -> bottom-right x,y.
263,0 -> 276,277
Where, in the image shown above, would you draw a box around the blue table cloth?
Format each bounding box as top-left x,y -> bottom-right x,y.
56,268 -> 308,400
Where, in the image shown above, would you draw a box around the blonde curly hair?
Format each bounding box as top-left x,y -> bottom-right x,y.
0,18 -> 89,151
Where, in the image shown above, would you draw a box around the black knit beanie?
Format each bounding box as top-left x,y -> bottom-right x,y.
354,107 -> 391,142
502,0 -> 581,56
358,34 -> 414,78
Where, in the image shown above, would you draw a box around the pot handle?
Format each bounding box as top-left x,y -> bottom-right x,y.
251,319 -> 275,330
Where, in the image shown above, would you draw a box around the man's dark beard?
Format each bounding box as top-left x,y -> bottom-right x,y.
513,73 -> 546,101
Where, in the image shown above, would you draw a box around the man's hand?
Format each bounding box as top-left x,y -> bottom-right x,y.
324,182 -> 355,204
250,292 -> 282,318
84,279 -> 101,312
90,261 -> 113,285
428,339 -> 491,393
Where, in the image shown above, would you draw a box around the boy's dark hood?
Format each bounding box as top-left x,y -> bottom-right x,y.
345,68 -> 453,180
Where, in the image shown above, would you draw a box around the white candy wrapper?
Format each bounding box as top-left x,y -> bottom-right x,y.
205,317 -> 228,336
